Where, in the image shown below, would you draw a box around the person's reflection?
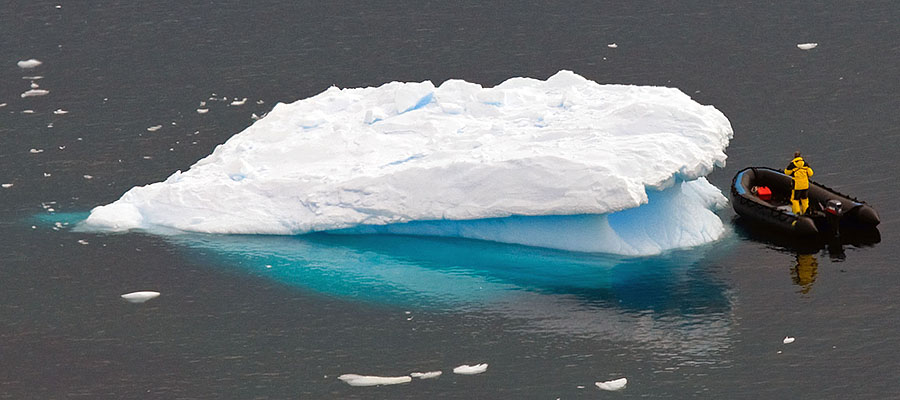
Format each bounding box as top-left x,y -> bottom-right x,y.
792,253 -> 818,294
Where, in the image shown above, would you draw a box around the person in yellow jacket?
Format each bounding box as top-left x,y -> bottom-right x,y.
785,151 -> 814,214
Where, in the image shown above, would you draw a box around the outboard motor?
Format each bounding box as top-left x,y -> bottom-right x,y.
825,199 -> 843,237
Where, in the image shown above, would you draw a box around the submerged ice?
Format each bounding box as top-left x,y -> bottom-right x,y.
85,71 -> 732,255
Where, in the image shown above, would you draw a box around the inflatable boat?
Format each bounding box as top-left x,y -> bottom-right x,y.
731,167 -> 879,236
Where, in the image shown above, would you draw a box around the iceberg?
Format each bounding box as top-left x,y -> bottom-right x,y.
85,70 -> 733,255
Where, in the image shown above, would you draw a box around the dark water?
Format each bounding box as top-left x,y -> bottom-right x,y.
2,1 -> 899,398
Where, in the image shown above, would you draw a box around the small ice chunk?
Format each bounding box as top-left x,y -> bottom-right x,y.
77,239 -> 89,245
256,100 -> 264,104
197,108 -> 209,114
453,364 -> 488,375
22,76 -> 43,80
44,173 -> 52,177
17,59 -> 43,68
120,291 -> 161,303
53,109 -> 68,114
31,82 -> 40,89
230,98 -> 247,106
607,43 -> 618,48
783,336 -> 795,344
147,125 -> 162,132
337,374 -> 412,387
410,371 -> 442,379
595,377 -> 627,391
30,148 -> 44,154
1,184 -> 13,188
797,43 -> 818,50
83,175 -> 93,180
0,103 -> 6,107
21,89 -> 50,98
22,110 -> 35,114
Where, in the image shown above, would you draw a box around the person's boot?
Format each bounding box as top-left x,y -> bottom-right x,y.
800,198 -> 809,214
791,199 -> 801,214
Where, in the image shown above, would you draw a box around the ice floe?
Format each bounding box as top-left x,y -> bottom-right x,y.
783,336 -> 795,344
337,374 -> 412,386
17,59 -> 43,69
595,377 -> 627,391
120,291 -> 161,303
147,125 -> 162,132
453,364 -> 488,375
21,89 -> 50,98
410,371 -> 442,379
797,43 -> 818,50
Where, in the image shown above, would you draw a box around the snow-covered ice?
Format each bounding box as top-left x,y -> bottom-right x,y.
120,291 -> 161,303
84,71 -> 733,255
17,59 -> 43,68
337,374 -> 412,386
147,125 -> 162,132
2,184 -> 13,189
783,336 -> 795,344
197,108 -> 209,114
53,109 -> 69,115
453,364 -> 488,375
797,43 -> 818,50
596,377 -> 627,391
410,371 -> 442,379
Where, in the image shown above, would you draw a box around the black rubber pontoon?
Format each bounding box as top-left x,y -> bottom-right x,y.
731,167 -> 879,236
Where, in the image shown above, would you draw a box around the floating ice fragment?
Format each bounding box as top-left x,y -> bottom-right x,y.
595,377 -> 627,391
1,184 -> 12,188
197,108 -> 209,114
230,98 -> 247,106
44,173 -> 52,177
453,364 -> 488,375
54,109 -> 68,114
147,125 -> 162,132
607,43 -> 618,48
22,110 -> 35,114
0,103 -> 6,107
256,100 -> 264,104
31,82 -> 40,89
17,59 -> 43,68
410,371 -> 442,379
120,291 -> 161,303
30,148 -> 44,154
77,239 -> 89,245
337,374 -> 412,387
783,336 -> 795,344
21,89 -> 50,98
797,43 -> 818,50
56,5 -> 62,8
83,175 -> 93,179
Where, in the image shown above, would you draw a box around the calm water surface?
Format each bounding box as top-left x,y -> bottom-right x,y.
1,1 -> 898,398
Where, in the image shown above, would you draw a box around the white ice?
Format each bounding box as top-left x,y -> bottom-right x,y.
147,125 -> 162,132
54,109 -> 69,115
17,59 -> 43,68
783,336 -> 795,344
453,364 -> 488,375
595,377 -> 627,391
197,108 -> 209,114
2,184 -> 13,189
797,43 -> 818,50
84,71 -> 733,255
337,374 -> 412,386
120,291 -> 160,303
410,371 -> 442,379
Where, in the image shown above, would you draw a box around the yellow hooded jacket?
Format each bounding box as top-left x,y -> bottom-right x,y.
785,157 -> 814,190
